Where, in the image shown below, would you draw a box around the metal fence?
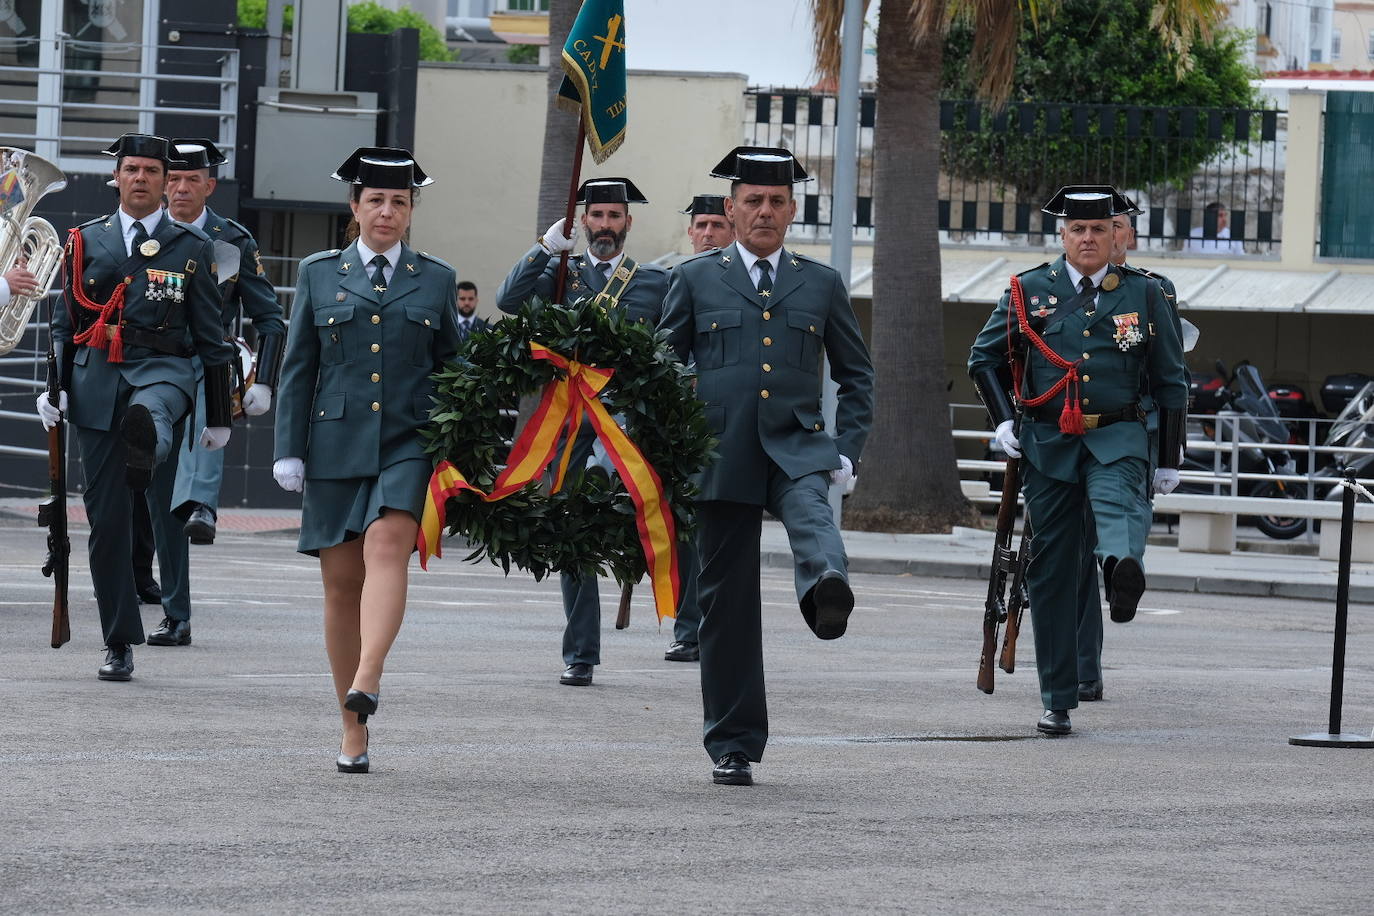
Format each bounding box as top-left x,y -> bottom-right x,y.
744,88 -> 1285,255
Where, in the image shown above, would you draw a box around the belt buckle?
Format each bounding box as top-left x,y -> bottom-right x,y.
1081,413 -> 1101,430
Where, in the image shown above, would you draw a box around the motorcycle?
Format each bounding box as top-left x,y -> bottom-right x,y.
1180,360 -> 1306,539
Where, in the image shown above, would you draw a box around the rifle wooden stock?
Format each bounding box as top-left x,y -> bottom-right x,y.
39,366 -> 70,649
614,583 -> 632,629
999,526 -> 1031,674
978,456 -> 1021,694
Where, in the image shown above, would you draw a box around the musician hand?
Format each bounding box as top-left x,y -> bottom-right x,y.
538,218 -> 578,255
829,454 -> 854,488
1152,467 -> 1180,496
994,419 -> 1021,458
273,457 -> 304,493
3,265 -> 39,299
35,390 -> 66,430
198,426 -> 231,451
241,383 -> 272,417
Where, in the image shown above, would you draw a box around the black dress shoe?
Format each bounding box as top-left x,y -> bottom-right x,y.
98,644 -> 134,681
804,570 -> 855,640
712,751 -> 753,786
147,616 -> 191,646
1078,679 -> 1104,702
337,726 -> 370,774
559,663 -> 593,686
135,578 -> 162,605
183,504 -> 217,545
1108,556 -> 1146,623
664,641 -> 699,662
1037,709 -> 1072,736
344,688 -> 380,724
120,404 -> 157,491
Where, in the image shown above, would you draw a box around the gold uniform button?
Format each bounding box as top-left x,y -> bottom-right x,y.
1082,330 -> 1090,337
711,322 -> 718,329
424,318 -> 431,326
1082,352 -> 1090,360
1082,398 -> 1091,406
760,389 -> 770,399
370,372 -> 380,383
813,423 -> 822,431
763,337 -> 772,346
371,401 -> 380,412
763,311 -> 771,320
371,314 -> 380,324
318,410 -> 325,417
370,343 -> 380,353
327,317 -> 335,325
809,325 -> 816,333
763,363 -> 772,372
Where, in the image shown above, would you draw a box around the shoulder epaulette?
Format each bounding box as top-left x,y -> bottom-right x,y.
679,249 -> 723,268
168,221 -> 209,242
790,251 -> 832,269
1118,263 -> 1152,278
299,248 -> 341,269
76,214 -> 108,230
219,217 -> 254,241
1015,262 -> 1051,278
417,250 -> 454,272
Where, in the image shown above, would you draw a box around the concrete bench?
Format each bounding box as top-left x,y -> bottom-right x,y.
1152,492 -> 1374,561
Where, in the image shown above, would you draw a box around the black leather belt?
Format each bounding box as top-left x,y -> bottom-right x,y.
1025,403 -> 1143,430
118,326 -> 194,357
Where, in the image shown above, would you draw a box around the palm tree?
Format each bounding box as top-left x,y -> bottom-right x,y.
809,0 -> 1223,532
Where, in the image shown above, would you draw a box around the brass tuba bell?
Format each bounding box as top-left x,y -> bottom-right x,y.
0,148 -> 67,356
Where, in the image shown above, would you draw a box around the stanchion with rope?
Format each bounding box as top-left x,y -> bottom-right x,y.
1290,469 -> 1374,749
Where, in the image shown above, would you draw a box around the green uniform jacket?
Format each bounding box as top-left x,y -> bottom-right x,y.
659,243 -> 875,504
53,211 -> 232,430
274,241 -> 461,479
968,255 -> 1189,482
200,207 -> 286,341
495,244 -> 668,324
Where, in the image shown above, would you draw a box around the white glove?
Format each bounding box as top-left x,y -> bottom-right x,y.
273,457 -> 304,493
829,454 -> 854,488
36,390 -> 67,431
994,419 -> 1021,458
1153,467 -> 1181,496
538,218 -> 578,255
198,426 -> 231,451
241,383 -> 272,417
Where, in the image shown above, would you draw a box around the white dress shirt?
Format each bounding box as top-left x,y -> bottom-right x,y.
118,207 -> 165,257
732,241 -> 782,289
355,238 -> 402,285
1063,260 -> 1110,307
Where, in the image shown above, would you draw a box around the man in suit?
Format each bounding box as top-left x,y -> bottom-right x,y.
167,139 -> 285,564
36,133 -> 234,680
684,194 -> 734,254
659,147 -> 875,786
969,185 -> 1188,735
496,177 -> 674,686
455,280 -> 488,341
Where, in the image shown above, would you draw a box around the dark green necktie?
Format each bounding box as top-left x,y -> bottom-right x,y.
756,258 -> 773,299
132,220 -> 150,256
596,260 -> 612,290
369,254 -> 388,292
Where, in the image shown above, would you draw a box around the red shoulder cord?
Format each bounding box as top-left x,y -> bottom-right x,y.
1008,275 -> 1085,436
67,228 -> 132,362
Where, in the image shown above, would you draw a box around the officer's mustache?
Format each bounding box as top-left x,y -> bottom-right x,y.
589,227 -> 626,255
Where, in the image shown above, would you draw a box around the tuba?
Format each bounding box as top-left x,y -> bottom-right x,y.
0,148 -> 67,356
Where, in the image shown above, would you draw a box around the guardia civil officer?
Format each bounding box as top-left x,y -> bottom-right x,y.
36,133 -> 234,681
684,194 -> 734,254
166,139 -> 285,558
968,186 -> 1188,736
273,148 -> 460,774
659,147 -> 875,786
495,177 -> 685,684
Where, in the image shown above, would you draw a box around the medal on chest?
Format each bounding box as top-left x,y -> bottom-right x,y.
145,268 -> 186,304
1112,311 -> 1143,350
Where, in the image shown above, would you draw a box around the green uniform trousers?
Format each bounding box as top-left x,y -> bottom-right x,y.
74,379 -> 189,646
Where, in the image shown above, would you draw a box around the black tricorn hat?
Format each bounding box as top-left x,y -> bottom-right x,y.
683,194 -> 727,216
576,177 -> 648,206
331,147 -> 433,189
1042,185 -> 1137,219
169,138 -> 228,171
102,133 -> 174,163
709,146 -> 811,185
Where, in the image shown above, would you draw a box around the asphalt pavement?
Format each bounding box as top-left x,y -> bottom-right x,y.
1,512 -> 1372,913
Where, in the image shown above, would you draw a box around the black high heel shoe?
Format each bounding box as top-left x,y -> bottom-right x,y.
336,725 -> 369,774
343,688 -> 379,723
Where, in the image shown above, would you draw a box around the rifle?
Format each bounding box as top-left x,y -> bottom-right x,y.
978,442 -> 1022,694
37,343 -> 70,649
615,582 -> 632,629
998,522 -> 1031,674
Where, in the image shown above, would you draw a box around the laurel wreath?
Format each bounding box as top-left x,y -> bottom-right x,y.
421,297 -> 714,585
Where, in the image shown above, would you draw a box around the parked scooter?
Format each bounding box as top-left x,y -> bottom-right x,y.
1305,380 -> 1374,503
1180,360 -> 1305,539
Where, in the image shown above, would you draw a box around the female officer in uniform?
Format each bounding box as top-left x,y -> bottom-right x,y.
273,148 -> 460,773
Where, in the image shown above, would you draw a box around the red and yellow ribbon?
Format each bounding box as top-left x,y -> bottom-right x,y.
417,342 -> 680,620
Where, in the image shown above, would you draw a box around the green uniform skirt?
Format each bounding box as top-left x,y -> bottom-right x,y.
297,456 -> 430,556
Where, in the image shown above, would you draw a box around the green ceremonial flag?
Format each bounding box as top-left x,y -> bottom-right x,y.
557,0 -> 628,164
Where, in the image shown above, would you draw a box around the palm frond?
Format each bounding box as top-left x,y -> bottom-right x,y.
1149,0 -> 1226,78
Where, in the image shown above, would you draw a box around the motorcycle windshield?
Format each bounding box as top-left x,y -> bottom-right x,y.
1328,381 -> 1374,448
1232,365 -> 1290,443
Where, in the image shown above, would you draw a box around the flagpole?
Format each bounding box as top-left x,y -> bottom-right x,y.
553,121 -> 588,304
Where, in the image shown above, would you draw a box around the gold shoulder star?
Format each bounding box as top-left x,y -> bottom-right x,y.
760,290 -> 771,298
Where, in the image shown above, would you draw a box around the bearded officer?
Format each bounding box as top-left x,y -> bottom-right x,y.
495,177 -> 671,686
659,147 -> 875,786
968,185 -> 1188,736
37,133 -> 233,680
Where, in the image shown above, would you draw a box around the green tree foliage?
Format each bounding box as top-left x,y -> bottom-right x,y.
506,44 -> 540,65
238,1 -> 455,62
940,0 -> 1258,200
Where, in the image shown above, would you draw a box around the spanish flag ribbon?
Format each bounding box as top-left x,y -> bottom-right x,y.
417,342 -> 680,620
